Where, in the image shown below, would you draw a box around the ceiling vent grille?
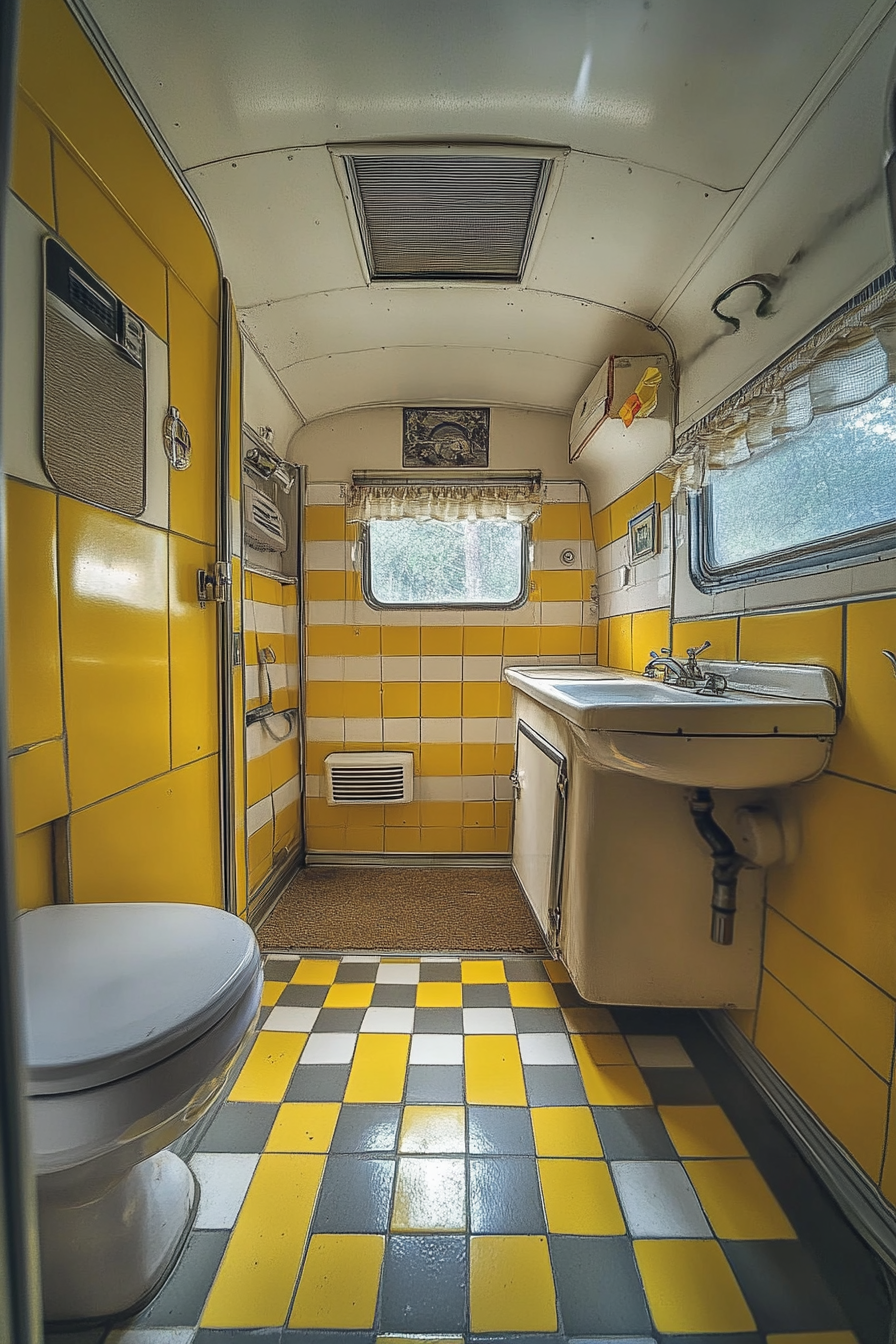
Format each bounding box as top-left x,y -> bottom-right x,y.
324,751 -> 414,805
344,154 -> 552,281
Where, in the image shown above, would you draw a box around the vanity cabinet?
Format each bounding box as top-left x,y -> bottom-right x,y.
510,721 -> 568,953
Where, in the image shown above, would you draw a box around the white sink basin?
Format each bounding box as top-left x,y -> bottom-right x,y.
504,662 -> 840,789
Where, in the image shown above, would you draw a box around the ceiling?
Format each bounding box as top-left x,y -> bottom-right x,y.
83,0 -> 882,423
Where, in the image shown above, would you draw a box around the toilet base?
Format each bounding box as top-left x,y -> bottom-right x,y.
39,1147 -> 197,1325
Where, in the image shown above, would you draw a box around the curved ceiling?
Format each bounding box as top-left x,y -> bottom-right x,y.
83,0 -> 879,422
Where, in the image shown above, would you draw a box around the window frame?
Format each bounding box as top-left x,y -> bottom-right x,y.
359,515 -> 533,611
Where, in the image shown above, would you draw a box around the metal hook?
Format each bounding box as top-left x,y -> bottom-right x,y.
883,650 -> 896,679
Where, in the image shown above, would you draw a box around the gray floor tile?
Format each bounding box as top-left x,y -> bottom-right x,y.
196,1331 -> 283,1342
722,1240 -> 852,1330
332,1103 -> 401,1152
463,983 -> 512,1007
312,1008 -> 367,1032
524,1064 -> 588,1106
469,1156 -> 546,1233
550,1234 -> 653,1334
513,1007 -> 567,1033
405,1063 -> 465,1103
414,1007 -> 464,1033
196,1101 -> 278,1154
592,1106 -> 678,1161
277,983 -> 329,1008
256,1005 -> 273,1028
371,982 -> 417,1007
379,1234 -> 467,1332
263,957 -> 299,981
641,1067 -> 715,1105
131,1229 -> 229,1327
282,1334 -> 374,1344
284,1063 -> 351,1102
334,961 -> 379,982
419,961 -> 462,982
611,1160 -> 711,1238
312,1155 -> 395,1233
553,982 -> 587,1008
468,1105 -> 535,1155
504,959 -> 550,981
655,1336 -> 762,1344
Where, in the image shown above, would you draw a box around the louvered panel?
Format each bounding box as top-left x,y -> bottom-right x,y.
347,155 -> 551,281
324,751 -> 414,804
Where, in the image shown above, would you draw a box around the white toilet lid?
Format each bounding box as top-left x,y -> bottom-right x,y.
19,903 -> 261,1096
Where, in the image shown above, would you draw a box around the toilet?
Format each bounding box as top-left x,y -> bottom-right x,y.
18,901 -> 262,1325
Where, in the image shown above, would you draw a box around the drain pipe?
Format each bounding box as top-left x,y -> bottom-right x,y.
689,788 -> 748,945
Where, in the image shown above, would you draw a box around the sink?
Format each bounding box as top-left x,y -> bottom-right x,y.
504,662 -> 840,789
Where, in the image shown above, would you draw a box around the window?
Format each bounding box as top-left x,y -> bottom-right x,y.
692,380 -> 896,586
363,516 -> 528,608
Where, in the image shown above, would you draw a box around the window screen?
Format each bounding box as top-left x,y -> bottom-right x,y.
364,517 -> 528,607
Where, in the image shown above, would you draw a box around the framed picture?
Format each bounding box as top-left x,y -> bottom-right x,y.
628,502 -> 660,563
402,407 -> 489,468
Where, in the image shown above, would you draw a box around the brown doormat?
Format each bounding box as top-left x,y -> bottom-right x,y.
256,866 -> 548,954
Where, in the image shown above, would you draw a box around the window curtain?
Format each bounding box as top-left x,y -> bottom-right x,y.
666,275 -> 896,492
345,480 -> 544,524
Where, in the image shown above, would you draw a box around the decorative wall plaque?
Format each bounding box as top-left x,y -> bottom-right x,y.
402,407 -> 490,468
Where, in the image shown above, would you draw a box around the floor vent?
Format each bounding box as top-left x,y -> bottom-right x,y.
324,751 -> 414,805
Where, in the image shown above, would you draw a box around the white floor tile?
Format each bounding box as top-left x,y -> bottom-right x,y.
612,1160 -> 711,1238
189,1153 -> 259,1230
343,955 -> 381,963
361,1007 -> 417,1033
376,962 -> 421,984
462,1008 -> 516,1035
262,1006 -> 320,1033
409,1034 -> 464,1065
298,1032 -> 357,1064
518,1033 -> 576,1066
107,1330 -> 197,1344
626,1035 -> 693,1068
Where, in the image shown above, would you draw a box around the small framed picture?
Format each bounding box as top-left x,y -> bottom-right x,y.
628,502 -> 660,563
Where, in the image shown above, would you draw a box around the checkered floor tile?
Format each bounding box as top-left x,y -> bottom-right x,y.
105,954 -> 866,1342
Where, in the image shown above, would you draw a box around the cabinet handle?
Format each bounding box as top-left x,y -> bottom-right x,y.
883,650 -> 896,680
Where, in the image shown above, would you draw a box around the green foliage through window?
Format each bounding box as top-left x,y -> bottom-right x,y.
365,518 -> 527,606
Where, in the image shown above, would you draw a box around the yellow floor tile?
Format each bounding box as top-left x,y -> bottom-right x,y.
399,1105 -> 466,1153
685,1159 -> 797,1239
289,1234 -> 385,1328
461,959 -> 507,983
416,981 -> 463,1008
292,958 -> 340,985
391,1156 -> 466,1231
464,1035 -> 527,1106
261,980 -> 285,1006
323,982 -> 375,1009
561,1005 -> 618,1033
572,1040 -> 651,1105
227,1032 -> 307,1103
469,1236 -> 558,1333
543,960 -> 571,983
344,1034 -> 410,1103
265,1102 -> 341,1153
201,1154 -> 325,1327
634,1240 -> 756,1333
659,1104 -> 749,1158
507,982 -> 560,1008
572,1032 -> 634,1065
531,1106 -> 603,1157
538,1158 -> 625,1234
379,1338 -> 463,1343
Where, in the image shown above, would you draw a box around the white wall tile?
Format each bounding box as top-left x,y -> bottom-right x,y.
463,656 -> 503,680
418,608 -> 457,625
344,600 -> 380,625
543,480 -> 582,503
306,656 -> 344,681
305,540 -> 348,570
384,606 -> 421,625
251,601 -> 285,635
421,655 -> 463,681
462,776 -> 495,801
421,718 -> 462,742
462,717 -> 497,743
496,718 -> 516,743
382,656 -> 421,682
247,795 -> 274,836
306,600 -> 346,625
344,656 -> 382,681
306,482 -> 345,505
306,717 -> 346,742
417,776 -> 464,801
541,601 -> 583,626
503,602 -> 539,626
384,718 -> 421,743
495,775 -> 515,801
274,775 -> 301,811
344,717 -> 383,742
305,773 -> 321,797
537,540 -> 582,570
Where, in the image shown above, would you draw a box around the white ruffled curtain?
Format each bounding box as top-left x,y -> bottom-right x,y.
345,481 -> 544,524
666,279 -> 896,492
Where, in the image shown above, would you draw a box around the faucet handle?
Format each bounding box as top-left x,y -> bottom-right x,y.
686,640 -> 711,659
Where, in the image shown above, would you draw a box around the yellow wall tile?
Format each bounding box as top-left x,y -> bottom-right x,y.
581,624 -> 597,656
672,618 -> 737,662
609,477 -> 655,543
763,909 -> 895,1079
343,682 -> 382,718
383,801 -> 419,826
305,571 -> 346,601
494,745 -> 514,776
463,626 -> 504,655
425,827 -> 463,851
422,626 -> 463,655
420,801 -> 464,827
59,500 -> 170,810
170,535 -> 218,767
385,827 -> 424,851
608,614 -> 633,671
268,740 -> 301,793
631,608 -> 671,673
248,820 -> 273,876
832,597 -> 896,790
462,746 -> 494,777
421,682 -> 461,717
463,828 -> 501,851
593,508 -> 611,550
539,627 -> 582,656
755,973 -> 888,1180
739,606 -> 842,674
307,626 -> 345,657
275,799 -> 300,851
228,312 -> 243,503
70,755 -> 222,907
346,570 -> 362,601
54,144 -> 168,338
383,683 -> 420,717
382,626 -> 420,655
15,824 -> 56,909
463,682 -> 502,717
535,570 -> 584,602
655,471 -> 674,510
538,503 -> 583,540
11,96 -> 54,224
597,618 -> 610,666
306,825 -> 347,850
168,276 -> 219,546
247,750 -> 272,808
503,626 -> 539,656
304,505 -> 345,541
344,626 -> 381,656
306,682 -> 344,717
5,481 -> 63,751
463,801 -> 494,827
880,1090 -> 896,1203
344,826 -> 385,852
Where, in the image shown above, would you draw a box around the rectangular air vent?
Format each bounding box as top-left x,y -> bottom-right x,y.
343,152 -> 554,281
244,483 -> 288,552
324,751 -> 414,805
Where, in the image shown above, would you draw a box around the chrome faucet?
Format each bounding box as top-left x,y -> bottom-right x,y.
684,640 -> 712,681
643,648 -> 688,684
643,640 -> 727,695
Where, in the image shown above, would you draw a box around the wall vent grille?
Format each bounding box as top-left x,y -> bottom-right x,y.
324,751 -> 414,805
344,154 -> 552,281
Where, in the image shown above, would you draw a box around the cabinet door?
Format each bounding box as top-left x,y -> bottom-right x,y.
511,721 -> 567,950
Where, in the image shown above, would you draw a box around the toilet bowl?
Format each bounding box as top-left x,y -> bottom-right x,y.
18,901 -> 262,1325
